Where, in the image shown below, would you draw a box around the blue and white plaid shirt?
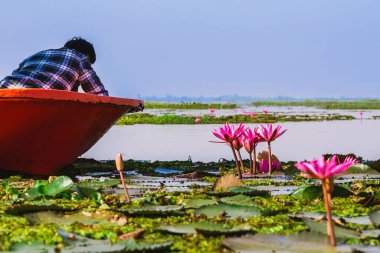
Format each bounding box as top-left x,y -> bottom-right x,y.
0,47 -> 108,96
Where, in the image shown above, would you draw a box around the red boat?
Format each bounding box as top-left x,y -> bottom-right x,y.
0,89 -> 143,175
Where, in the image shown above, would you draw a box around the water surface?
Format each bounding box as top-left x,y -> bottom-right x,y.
83,120 -> 380,162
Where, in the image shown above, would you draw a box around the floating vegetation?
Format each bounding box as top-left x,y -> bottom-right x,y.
144,102 -> 238,109
251,99 -> 380,109
0,155 -> 379,252
116,113 -> 354,125
0,166 -> 380,252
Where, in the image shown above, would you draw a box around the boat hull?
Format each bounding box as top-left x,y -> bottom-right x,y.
0,89 -> 143,175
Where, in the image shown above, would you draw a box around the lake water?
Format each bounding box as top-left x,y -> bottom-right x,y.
83,119 -> 380,162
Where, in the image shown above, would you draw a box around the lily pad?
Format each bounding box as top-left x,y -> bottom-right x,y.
23,176 -> 74,200
292,185 -> 351,201
158,221 -> 252,235
6,242 -> 51,253
209,186 -> 270,197
303,218 -> 361,239
58,229 -> 172,253
4,200 -> 79,215
220,194 -> 258,207
76,179 -> 120,196
222,233 -> 352,253
369,209 -> 380,227
182,199 -> 218,209
361,229 -> 380,238
118,205 -> 183,215
195,203 -> 261,219
24,210 -> 123,226
45,176 -> 74,196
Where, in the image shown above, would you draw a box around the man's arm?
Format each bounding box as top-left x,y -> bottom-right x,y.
78,58 -> 109,96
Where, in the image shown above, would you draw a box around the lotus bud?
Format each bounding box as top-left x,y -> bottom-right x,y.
116,153 -> 124,172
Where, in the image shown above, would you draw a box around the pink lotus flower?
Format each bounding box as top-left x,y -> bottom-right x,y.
249,112 -> 256,117
294,155 -> 358,247
210,109 -> 216,115
195,117 -> 201,123
255,124 -> 287,174
295,155 -> 357,179
359,111 -> 363,116
213,123 -> 245,144
259,160 -> 281,173
255,124 -> 287,143
243,128 -> 264,175
262,110 -> 268,114
212,123 -> 246,178
233,135 -> 244,151
243,128 -> 263,153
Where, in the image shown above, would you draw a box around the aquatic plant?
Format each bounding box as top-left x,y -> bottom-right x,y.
294,155 -> 358,246
116,113 -> 354,125
195,118 -> 201,123
116,153 -> 131,202
233,135 -> 245,174
212,123 -> 246,178
210,109 -> 216,116
255,124 -> 286,174
251,99 -> 380,110
242,128 -> 263,175
262,110 -> 268,114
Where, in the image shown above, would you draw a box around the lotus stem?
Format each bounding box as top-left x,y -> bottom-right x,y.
248,152 -> 253,175
253,147 -> 257,174
267,142 -> 272,175
237,149 -> 245,174
322,179 -> 336,246
230,146 -> 242,179
119,171 -> 131,202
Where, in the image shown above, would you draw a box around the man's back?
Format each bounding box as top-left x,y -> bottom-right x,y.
0,46 -> 108,96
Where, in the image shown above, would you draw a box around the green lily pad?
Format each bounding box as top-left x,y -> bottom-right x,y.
303,218 -> 361,239
6,242 -> 51,253
220,194 -> 258,207
158,221 -> 252,235
4,200 -> 79,215
292,185 -> 351,201
117,239 -> 173,253
361,229 -> 380,238
369,209 -> 380,227
118,205 -> 183,215
209,186 -> 270,197
182,199 -> 218,208
58,230 -> 172,253
195,203 -> 261,219
45,176 -> 74,197
24,210 -> 122,226
76,179 -> 120,196
23,176 -> 74,200
222,233 -> 352,253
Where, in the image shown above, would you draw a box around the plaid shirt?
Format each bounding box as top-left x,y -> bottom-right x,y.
0,47 -> 108,96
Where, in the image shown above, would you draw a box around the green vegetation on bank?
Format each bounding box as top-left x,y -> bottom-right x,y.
116,113 -> 354,125
144,102 -> 238,109
251,100 -> 380,109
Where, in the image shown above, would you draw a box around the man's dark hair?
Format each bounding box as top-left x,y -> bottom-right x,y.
64,37 -> 96,64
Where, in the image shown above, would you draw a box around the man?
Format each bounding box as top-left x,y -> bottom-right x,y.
0,37 -> 108,96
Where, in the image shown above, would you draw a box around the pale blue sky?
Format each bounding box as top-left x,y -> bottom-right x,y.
0,0 -> 379,98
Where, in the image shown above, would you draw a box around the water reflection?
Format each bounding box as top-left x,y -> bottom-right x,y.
83,120 -> 380,162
